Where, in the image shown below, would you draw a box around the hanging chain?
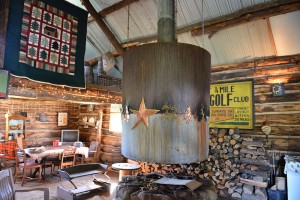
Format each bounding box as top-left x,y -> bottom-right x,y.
126,4 -> 130,48
175,0 -> 178,40
202,0 -> 205,48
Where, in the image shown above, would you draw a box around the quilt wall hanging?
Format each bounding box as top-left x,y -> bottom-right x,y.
4,0 -> 88,88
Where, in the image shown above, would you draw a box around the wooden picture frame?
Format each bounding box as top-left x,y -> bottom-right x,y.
0,70 -> 10,99
6,115 -> 26,141
58,112 -> 68,126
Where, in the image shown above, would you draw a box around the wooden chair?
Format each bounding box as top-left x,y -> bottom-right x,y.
0,153 -> 6,170
0,169 -> 49,200
77,141 -> 100,164
14,148 -> 42,186
60,147 -> 76,169
42,158 -> 54,177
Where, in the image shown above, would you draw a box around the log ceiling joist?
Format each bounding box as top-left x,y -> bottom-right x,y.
191,0 -> 300,38
88,0 -> 139,23
118,0 -> 300,49
82,0 -> 125,56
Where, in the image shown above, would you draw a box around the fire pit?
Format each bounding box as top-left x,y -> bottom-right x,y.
113,173 -> 218,200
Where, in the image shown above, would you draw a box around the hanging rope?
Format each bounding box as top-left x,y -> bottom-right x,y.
201,0 -> 205,48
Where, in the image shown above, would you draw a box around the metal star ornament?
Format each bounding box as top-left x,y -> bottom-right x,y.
131,98 -> 159,130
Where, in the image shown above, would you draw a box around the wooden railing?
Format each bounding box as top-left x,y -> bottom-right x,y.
93,74 -> 122,89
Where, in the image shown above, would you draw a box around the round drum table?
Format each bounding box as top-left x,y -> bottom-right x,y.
112,163 -> 140,181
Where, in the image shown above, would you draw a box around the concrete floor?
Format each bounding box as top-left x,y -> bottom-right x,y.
12,167 -> 120,200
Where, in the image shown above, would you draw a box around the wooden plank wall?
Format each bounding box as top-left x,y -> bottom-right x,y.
211,55 -> 300,152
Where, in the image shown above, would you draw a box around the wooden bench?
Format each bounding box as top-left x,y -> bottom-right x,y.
57,163 -> 109,200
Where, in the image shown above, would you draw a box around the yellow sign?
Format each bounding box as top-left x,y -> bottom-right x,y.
209,80 -> 254,129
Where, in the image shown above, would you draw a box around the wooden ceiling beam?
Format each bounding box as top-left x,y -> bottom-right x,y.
88,0 -> 139,23
191,0 -> 300,38
82,0 -> 125,56
118,0 -> 300,47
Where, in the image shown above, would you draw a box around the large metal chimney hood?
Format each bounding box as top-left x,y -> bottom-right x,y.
122,0 -> 211,164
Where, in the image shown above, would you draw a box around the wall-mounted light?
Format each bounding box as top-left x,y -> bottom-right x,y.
271,83 -> 285,96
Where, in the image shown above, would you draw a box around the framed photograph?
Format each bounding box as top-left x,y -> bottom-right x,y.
0,70 -> 10,99
58,112 -> 68,126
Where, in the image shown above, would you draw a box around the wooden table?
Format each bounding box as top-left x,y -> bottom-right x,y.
112,163 -> 140,181
24,146 -> 89,161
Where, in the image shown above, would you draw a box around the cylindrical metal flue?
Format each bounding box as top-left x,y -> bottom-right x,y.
157,0 -> 176,42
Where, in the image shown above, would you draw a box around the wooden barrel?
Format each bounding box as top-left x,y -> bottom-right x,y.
122,42 -> 211,164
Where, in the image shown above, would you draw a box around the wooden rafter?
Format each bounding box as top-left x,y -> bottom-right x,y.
88,0 -> 139,23
82,0 -> 125,56
118,0 -> 300,47
84,0 -> 300,61
191,0 -> 300,38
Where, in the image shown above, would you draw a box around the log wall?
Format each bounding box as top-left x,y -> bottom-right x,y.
99,104 -> 125,165
211,55 -> 300,152
0,98 -> 79,146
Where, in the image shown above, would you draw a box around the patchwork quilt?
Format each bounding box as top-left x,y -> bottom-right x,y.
4,0 -> 88,88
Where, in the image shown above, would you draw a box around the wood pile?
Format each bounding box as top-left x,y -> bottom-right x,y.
137,128 -> 244,197
237,138 -> 272,200
132,129 -> 276,199
198,128 -> 242,197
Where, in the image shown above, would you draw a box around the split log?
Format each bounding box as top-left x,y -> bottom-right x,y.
240,148 -> 266,155
239,178 -> 268,188
240,157 -> 269,166
242,141 -> 264,147
239,169 -> 271,178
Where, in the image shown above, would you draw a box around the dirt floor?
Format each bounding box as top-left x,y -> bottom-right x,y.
12,167 -> 119,200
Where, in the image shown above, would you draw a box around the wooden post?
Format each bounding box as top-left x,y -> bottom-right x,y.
0,0 -> 10,68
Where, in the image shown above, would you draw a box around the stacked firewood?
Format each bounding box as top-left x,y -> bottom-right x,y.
137,128 -> 243,196
237,138 -> 272,200
202,128 -> 243,197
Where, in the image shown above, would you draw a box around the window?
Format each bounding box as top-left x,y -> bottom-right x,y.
109,104 -> 122,133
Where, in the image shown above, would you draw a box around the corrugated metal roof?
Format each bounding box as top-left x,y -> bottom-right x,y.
270,10 -> 300,56
69,0 -> 299,67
